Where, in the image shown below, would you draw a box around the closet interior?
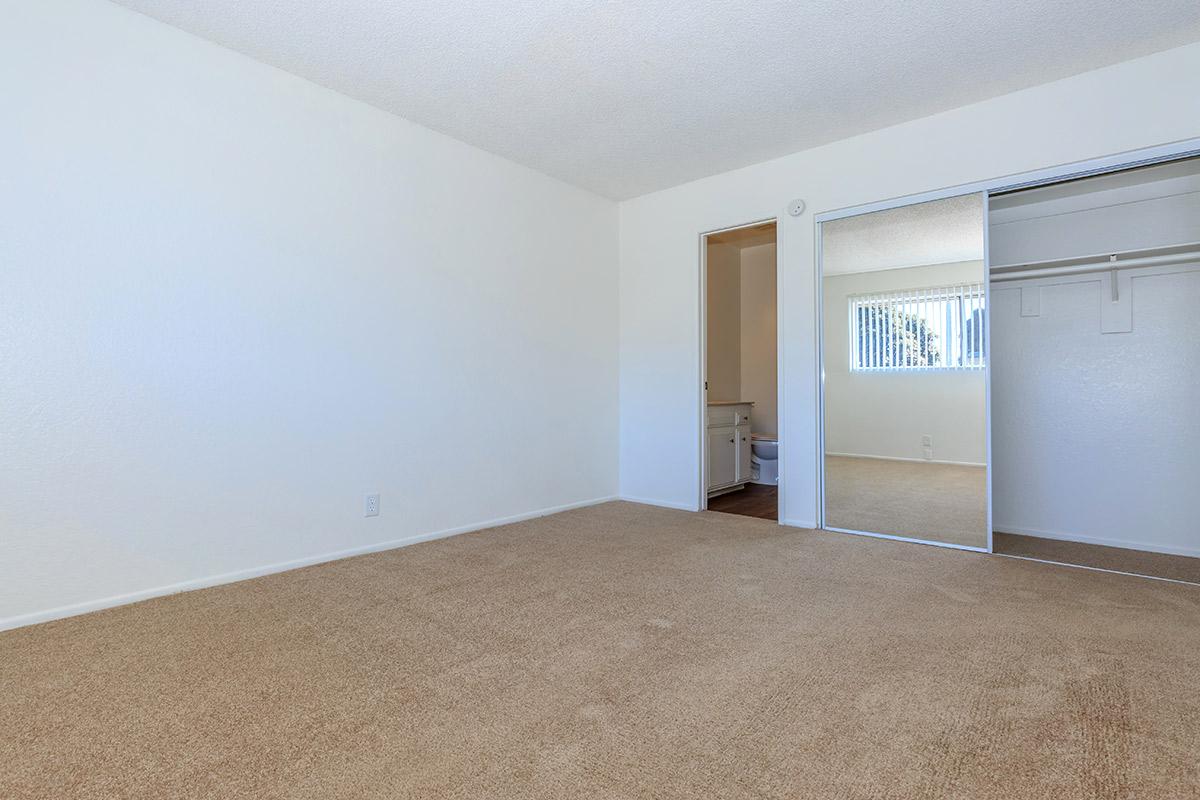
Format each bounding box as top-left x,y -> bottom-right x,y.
988,156 -> 1200,581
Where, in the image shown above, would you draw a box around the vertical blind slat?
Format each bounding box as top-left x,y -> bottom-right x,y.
873,294 -> 880,369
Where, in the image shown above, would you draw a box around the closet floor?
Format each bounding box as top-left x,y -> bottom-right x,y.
993,532 -> 1200,584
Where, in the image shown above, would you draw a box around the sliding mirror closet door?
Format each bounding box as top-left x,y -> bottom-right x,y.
820,193 -> 989,550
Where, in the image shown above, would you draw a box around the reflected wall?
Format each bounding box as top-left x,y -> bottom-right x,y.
821,194 -> 989,549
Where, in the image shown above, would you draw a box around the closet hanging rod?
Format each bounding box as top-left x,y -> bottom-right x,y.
990,240 -> 1200,273
990,247 -> 1200,283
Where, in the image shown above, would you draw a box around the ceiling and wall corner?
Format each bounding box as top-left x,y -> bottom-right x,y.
0,0 -> 619,630
617,41 -> 1200,522
4,0 -> 1200,626
109,0 -> 1200,199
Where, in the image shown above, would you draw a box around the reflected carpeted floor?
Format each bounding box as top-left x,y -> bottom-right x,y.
825,455 -> 987,548
3,501 -> 1199,799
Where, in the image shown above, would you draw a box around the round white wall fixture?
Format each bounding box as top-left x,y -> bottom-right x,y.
788,198 -> 806,217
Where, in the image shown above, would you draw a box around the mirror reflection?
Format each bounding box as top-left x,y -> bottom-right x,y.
821,194 -> 988,549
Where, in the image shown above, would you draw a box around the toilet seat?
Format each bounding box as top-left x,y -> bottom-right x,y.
750,434 -> 778,460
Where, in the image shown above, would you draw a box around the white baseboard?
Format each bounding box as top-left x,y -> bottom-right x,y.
0,495 -> 618,633
780,518 -> 817,530
994,523 -> 1200,558
825,452 -> 986,468
618,495 -> 698,512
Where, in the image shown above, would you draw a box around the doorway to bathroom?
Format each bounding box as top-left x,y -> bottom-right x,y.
700,220 -> 779,521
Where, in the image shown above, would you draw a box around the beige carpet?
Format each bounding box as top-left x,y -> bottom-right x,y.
825,455 -> 988,548
995,532 -> 1200,585
3,502 -> 1199,799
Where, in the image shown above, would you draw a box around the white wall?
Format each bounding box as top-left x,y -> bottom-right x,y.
739,243 -> 778,435
990,166 -> 1200,556
705,241 -> 741,401
0,0 -> 618,628
991,268 -> 1200,556
823,262 -> 986,464
618,41 -> 1200,522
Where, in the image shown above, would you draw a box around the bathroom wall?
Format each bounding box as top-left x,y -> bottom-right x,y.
739,243 -> 778,435
706,239 -> 778,436
823,262 -> 987,465
705,241 -> 742,401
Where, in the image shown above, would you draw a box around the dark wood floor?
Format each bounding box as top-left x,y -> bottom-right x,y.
707,484 -> 777,521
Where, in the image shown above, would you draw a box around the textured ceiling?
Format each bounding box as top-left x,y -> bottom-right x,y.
822,194 -> 984,275
111,0 -> 1200,199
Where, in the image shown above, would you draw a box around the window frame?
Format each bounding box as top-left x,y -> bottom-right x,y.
847,283 -> 986,372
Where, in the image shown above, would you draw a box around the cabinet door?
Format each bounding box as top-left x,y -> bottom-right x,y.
735,425 -> 752,483
707,427 -> 737,489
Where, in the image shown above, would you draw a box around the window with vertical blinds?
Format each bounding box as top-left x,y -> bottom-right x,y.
849,284 -> 986,371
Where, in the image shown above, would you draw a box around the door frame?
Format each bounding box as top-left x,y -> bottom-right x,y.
812,136 -> 1200,550
697,218 -> 780,514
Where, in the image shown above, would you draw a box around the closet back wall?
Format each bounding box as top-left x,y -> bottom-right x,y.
989,166 -> 1200,556
0,0 -> 618,629
990,270 -> 1200,556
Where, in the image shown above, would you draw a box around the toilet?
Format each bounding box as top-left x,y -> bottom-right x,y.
750,434 -> 779,485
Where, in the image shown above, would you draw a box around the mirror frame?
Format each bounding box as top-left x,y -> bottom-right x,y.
814,190 -> 993,553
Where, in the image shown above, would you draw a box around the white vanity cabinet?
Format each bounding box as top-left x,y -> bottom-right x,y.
706,402 -> 752,496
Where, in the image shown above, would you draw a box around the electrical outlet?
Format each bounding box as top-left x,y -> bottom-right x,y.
921,435 -> 933,447
364,493 -> 380,517
923,446 -> 934,460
